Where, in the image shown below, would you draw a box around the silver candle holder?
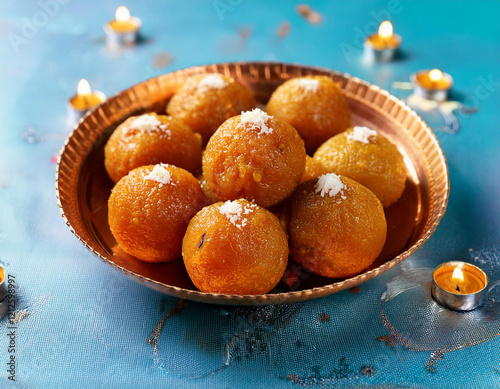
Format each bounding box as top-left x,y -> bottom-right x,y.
67,79 -> 105,127
0,266 -> 8,320
104,6 -> 141,47
411,69 -> 453,102
432,261 -> 488,311
363,21 -> 401,62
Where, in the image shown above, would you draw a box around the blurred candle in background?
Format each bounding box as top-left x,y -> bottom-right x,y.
411,69 -> 453,101
67,79 -> 105,126
364,21 -> 401,62
104,6 -> 142,47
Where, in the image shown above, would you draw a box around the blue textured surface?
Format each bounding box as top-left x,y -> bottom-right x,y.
1,1 -> 500,388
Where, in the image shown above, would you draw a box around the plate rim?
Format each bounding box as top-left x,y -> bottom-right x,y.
55,61 -> 450,305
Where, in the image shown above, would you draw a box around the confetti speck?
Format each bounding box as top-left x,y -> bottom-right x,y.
296,4 -> 323,24
277,21 -> 291,38
319,312 -> 330,322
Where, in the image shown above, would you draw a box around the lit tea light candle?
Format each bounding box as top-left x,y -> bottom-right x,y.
363,21 -> 402,62
432,261 -> 488,311
0,266 -> 8,320
411,69 -> 453,102
67,79 -> 106,126
104,6 -> 142,47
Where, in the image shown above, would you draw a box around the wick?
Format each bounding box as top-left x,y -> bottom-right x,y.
456,285 -> 460,292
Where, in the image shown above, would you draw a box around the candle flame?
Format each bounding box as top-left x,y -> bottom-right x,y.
452,267 -> 464,283
77,79 -> 91,96
429,69 -> 444,82
116,6 -> 131,22
378,21 -> 393,39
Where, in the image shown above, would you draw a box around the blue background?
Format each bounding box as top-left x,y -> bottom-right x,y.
1,0 -> 500,387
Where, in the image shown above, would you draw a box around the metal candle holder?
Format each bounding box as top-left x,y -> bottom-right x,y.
67,90 -> 106,127
0,266 -> 8,319
363,34 -> 402,62
432,261 -> 488,311
104,17 -> 142,47
411,70 -> 453,102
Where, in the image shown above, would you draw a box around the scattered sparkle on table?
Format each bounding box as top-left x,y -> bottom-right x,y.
104,6 -> 142,47
363,21 -> 401,62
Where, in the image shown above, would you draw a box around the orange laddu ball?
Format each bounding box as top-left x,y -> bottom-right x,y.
108,164 -> 206,263
104,113 -> 202,183
182,199 -> 288,295
166,73 -> 256,143
266,75 -> 351,154
202,108 -> 306,208
313,126 -> 406,207
286,173 -> 387,278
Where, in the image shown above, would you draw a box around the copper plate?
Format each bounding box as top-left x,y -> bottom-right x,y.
56,62 -> 449,305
